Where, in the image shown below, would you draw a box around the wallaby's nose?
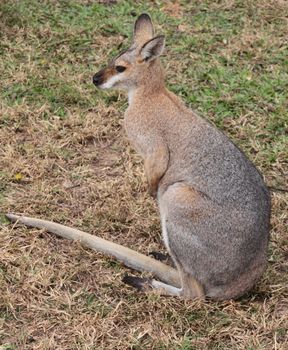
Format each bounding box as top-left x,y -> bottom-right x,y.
93,71 -> 104,87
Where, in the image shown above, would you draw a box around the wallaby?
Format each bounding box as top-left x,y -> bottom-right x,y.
7,14 -> 270,300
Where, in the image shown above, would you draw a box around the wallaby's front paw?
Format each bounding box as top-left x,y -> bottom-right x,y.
149,251 -> 168,261
149,251 -> 175,267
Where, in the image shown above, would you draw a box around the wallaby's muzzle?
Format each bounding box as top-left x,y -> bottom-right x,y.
92,69 -> 105,87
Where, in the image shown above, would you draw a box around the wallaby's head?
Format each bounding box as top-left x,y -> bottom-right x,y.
93,14 -> 165,93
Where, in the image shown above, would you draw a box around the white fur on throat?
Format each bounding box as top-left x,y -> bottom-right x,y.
100,74 -> 121,90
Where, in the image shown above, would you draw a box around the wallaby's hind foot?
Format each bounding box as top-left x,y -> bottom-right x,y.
123,274 -> 181,297
150,276 -> 204,299
122,275 -> 152,291
123,271 -> 204,299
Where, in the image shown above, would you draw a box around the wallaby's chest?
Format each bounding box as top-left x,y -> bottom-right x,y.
124,108 -> 166,154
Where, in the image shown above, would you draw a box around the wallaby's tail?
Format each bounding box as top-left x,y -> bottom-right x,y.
6,213 -> 180,288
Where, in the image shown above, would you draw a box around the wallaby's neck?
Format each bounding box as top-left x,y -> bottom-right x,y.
128,60 -> 165,105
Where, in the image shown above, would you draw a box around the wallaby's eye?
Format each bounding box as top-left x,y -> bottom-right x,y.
115,65 -> 126,73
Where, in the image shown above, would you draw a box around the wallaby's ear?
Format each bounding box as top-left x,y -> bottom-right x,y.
133,13 -> 154,45
140,35 -> 165,62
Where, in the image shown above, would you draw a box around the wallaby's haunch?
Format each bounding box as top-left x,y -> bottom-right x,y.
7,14 -> 270,300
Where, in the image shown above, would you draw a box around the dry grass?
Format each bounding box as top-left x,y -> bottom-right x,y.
1,0 -> 288,349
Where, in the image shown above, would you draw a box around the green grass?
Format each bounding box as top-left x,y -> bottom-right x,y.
0,0 -> 287,349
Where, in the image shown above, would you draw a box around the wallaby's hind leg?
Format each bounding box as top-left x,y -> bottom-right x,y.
123,263 -> 203,299
180,272 -> 204,299
151,273 -> 204,298
158,182 -> 209,298
123,272 -> 203,299
123,274 -> 182,296
150,280 -> 181,296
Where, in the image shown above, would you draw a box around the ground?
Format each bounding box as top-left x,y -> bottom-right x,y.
0,0 -> 288,349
